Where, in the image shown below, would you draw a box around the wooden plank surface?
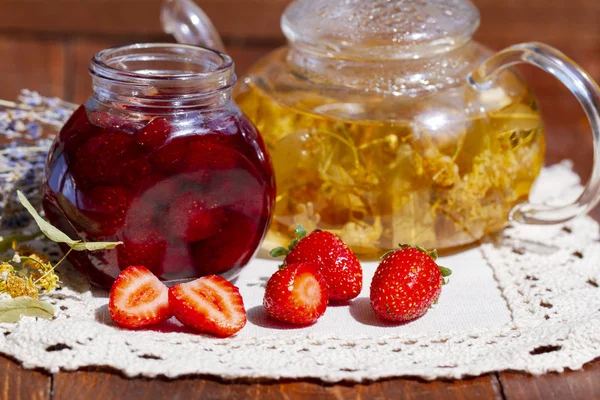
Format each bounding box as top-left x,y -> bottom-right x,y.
0,0 -> 290,40
499,358 -> 600,400
0,0 -> 598,45
0,356 -> 50,400
52,369 -> 502,400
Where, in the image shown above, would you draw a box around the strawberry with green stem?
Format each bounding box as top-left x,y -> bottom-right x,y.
370,244 -> 452,322
270,225 -> 363,302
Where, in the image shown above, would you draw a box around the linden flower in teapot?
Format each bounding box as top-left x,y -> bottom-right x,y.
164,0 -> 600,257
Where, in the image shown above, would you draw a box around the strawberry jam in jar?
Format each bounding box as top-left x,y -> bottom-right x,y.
43,44 -> 275,288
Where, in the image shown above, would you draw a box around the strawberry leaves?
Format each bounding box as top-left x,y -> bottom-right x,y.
269,225 -> 307,268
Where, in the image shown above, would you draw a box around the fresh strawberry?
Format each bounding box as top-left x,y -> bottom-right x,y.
169,275 -> 246,337
191,212 -> 258,275
162,190 -> 226,242
109,266 -> 172,329
263,262 -> 329,325
135,117 -> 171,152
370,245 -> 452,322
271,227 -> 363,301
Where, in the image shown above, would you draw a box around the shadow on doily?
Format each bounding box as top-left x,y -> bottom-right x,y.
348,298 -> 412,328
246,305 -> 309,330
93,304 -> 196,334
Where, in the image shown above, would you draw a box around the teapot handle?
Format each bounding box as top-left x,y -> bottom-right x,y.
468,42 -> 600,224
161,0 -> 226,52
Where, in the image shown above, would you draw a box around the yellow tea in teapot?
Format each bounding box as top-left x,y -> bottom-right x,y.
237,68 -> 544,256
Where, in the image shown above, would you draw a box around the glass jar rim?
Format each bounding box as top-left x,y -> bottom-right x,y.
90,43 -> 236,89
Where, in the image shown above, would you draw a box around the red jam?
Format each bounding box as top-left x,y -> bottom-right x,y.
43,106 -> 275,288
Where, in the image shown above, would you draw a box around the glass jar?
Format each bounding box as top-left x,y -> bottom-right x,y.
42,43 -> 276,288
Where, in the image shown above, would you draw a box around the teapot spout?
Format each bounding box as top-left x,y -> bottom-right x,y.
161,0 -> 225,52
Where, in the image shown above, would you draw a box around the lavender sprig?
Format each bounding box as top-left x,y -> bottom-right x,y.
0,89 -> 76,230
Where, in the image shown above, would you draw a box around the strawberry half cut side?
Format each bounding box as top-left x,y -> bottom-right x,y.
263,262 -> 329,325
169,276 -> 247,337
108,266 -> 172,329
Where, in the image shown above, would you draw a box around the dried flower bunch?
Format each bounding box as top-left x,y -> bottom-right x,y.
0,90 -> 77,231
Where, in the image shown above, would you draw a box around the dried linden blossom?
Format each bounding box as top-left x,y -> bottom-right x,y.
0,242 -> 59,300
0,192 -> 122,321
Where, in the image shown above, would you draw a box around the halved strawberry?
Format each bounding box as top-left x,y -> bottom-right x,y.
169,275 -> 246,337
108,266 -> 172,329
263,262 -> 329,325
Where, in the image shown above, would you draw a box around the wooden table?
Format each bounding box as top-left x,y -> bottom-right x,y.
0,355 -> 598,399
0,0 -> 599,398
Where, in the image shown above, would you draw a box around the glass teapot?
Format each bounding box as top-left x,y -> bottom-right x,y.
163,0 -> 600,257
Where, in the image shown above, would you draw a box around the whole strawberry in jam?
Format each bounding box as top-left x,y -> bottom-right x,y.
370,245 -> 452,322
271,226 -> 363,301
43,105 -> 275,288
163,190 -> 226,243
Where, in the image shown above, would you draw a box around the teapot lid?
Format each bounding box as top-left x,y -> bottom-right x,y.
282,0 -> 480,59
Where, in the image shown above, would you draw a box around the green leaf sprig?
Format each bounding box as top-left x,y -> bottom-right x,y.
0,191 -> 124,323
17,191 -> 122,251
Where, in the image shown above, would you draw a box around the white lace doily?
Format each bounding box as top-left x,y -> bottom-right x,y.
0,161 -> 598,382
